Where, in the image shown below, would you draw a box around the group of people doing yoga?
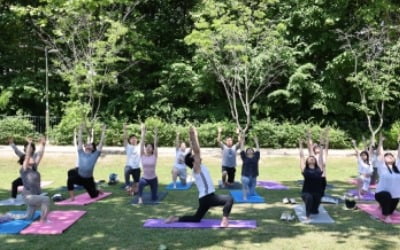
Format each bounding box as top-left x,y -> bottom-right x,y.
7,124 -> 400,225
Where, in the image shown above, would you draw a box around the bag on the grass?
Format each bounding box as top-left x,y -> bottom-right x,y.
52,193 -> 64,202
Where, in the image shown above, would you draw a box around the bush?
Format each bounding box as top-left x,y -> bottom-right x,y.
0,117 -> 38,144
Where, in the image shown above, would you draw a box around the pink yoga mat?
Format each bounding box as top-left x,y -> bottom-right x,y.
348,178 -> 377,189
357,204 -> 400,224
55,192 -> 112,206
18,181 -> 54,192
143,219 -> 257,229
20,210 -> 86,235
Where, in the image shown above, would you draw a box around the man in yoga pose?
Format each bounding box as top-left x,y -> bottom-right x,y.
166,126 -> 234,227
217,127 -> 240,187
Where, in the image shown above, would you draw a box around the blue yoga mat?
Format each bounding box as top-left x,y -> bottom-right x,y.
165,181 -> 193,190
0,211 -> 41,234
229,190 -> 265,203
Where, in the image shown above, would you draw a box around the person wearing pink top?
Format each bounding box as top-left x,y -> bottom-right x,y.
138,124 -> 158,204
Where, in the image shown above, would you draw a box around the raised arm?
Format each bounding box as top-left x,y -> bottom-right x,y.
217,127 -> 223,148
322,127 -> 330,163
239,133 -> 245,151
23,138 -> 33,170
377,133 -> 384,161
299,140 -> 306,172
306,129 -> 314,156
140,123 -> 146,155
235,128 -> 241,148
254,135 -> 260,152
77,125 -> 83,151
97,125 -> 107,151
123,124 -> 128,147
397,134 -> 400,161
175,131 -> 180,150
351,139 -> 359,158
8,137 -> 24,157
153,128 -> 158,158
189,126 -> 201,173
33,136 -> 46,166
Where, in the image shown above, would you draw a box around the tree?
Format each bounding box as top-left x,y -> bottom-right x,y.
185,0 -> 296,134
337,25 -> 400,144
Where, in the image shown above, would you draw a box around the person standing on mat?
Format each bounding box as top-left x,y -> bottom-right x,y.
21,137 -> 50,223
123,124 -> 141,195
166,126 -> 234,227
306,128 -> 329,195
299,139 -> 325,221
217,127 -> 240,187
171,131 -> 190,188
374,134 -> 400,223
239,134 -> 260,200
138,123 -> 159,204
351,139 -> 373,197
67,124 -> 106,201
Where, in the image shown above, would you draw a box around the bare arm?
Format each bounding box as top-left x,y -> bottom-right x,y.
97,125 -> 107,151
254,135 -> 260,152
189,127 -> 201,173
299,140 -> 305,172
377,133 -> 384,161
77,125 -> 83,150
217,127 -> 223,148
351,139 -> 359,158
175,131 -> 180,150
8,137 -> 24,157
323,127 -> 330,163
153,128 -> 158,158
23,138 -> 33,170
239,133 -> 245,151
33,136 -> 46,166
397,134 -> 400,161
123,124 -> 128,147
306,129 -> 314,156
140,123 -> 146,155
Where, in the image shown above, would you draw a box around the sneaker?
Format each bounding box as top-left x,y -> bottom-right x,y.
282,197 -> 290,204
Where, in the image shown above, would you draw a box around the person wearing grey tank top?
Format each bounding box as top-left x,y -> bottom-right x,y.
217,127 -> 240,187
166,127 -> 234,227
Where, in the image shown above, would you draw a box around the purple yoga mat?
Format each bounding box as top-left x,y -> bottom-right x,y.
348,189 -> 375,201
55,192 -> 112,206
143,219 -> 257,229
257,180 -> 288,190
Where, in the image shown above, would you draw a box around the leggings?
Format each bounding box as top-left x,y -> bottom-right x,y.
11,177 -> 23,198
179,193 -> 234,222
222,167 -> 236,183
138,177 -> 158,201
301,192 -> 322,217
23,194 -> 50,221
67,168 -> 99,198
375,191 -> 399,216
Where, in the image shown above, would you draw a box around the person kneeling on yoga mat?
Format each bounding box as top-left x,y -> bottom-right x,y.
239,134 -> 260,200
374,134 -> 400,223
217,127 -> 240,187
166,127 -> 234,227
299,139 -> 325,221
21,137 -> 50,223
67,124 -> 106,201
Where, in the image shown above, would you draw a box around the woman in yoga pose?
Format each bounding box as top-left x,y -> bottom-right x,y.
123,124 -> 141,195
239,134 -> 260,200
374,134 -> 400,223
351,139 -> 373,197
67,124 -> 106,201
137,124 -> 159,204
171,131 -> 190,188
166,126 -> 234,227
299,139 -> 325,221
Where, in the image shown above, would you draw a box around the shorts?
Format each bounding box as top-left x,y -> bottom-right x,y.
126,167 -> 141,183
222,166 -> 236,183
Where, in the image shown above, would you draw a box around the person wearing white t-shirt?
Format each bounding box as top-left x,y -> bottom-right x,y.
374,134 -> 400,223
123,124 -> 141,195
166,127 -> 234,227
171,131 -> 190,188
351,139 -> 373,197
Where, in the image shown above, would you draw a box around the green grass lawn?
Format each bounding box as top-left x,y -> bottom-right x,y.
0,152 -> 399,250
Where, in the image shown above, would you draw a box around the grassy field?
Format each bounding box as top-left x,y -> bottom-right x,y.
0,152 -> 399,250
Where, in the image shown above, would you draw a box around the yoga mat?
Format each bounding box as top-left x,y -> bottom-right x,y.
165,181 -> 193,190
0,198 -> 25,206
357,204 -> 400,224
17,181 -> 53,192
55,192 -> 112,206
321,195 -> 343,204
348,189 -> 375,201
297,180 -> 334,189
0,211 -> 41,234
20,210 -> 87,235
257,180 -> 289,190
348,178 -> 377,189
143,218 -> 257,229
59,184 -> 84,191
132,192 -> 168,205
218,181 -> 242,189
294,204 -> 335,224
229,190 -> 265,203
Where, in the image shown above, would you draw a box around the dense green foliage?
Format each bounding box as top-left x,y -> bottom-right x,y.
1,0 -> 400,143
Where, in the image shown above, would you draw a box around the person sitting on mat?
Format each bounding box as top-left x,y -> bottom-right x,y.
306,127 -> 329,195
7,137 -> 43,204
374,134 -> 400,223
21,137 -> 50,223
299,139 -> 325,221
123,124 -> 141,195
138,123 -> 159,204
67,124 -> 106,201
351,139 -> 373,197
171,131 -> 190,188
217,127 -> 240,187
166,126 -> 234,227
239,134 -> 260,200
